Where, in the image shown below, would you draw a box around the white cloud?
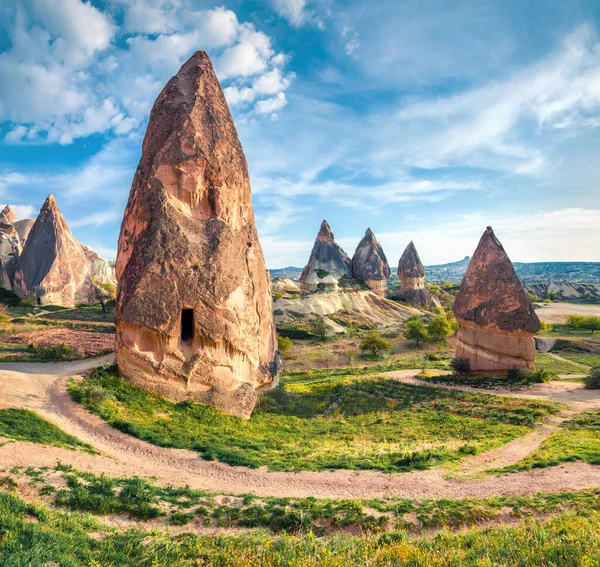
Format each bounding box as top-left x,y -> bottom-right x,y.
271,0 -> 308,27
0,2 -> 293,144
70,209 -> 121,228
340,25 -> 360,57
256,92 -> 288,115
0,203 -> 37,220
391,25 -> 600,173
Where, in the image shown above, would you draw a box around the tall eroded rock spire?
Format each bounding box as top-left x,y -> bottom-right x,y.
396,241 -> 438,307
453,226 -> 541,371
351,228 -> 390,294
13,195 -> 91,306
115,51 -> 279,418
299,220 -> 352,292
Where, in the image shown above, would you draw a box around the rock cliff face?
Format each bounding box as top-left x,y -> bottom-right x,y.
300,220 -> 352,292
82,244 -> 117,285
13,219 -> 35,248
396,241 -> 439,307
13,195 -> 91,306
351,228 -> 390,294
0,212 -> 20,290
1,205 -> 17,224
115,51 -> 279,419
453,226 -> 541,372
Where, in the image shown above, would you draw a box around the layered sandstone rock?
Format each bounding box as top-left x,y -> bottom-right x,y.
0,212 -> 20,290
14,219 -> 35,247
396,241 -> 439,307
453,226 -> 541,372
13,195 -> 91,306
82,244 -> 117,285
300,220 -> 352,292
351,228 -> 390,294
115,51 -> 279,419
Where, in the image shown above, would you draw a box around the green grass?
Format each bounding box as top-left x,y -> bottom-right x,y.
535,352 -> 586,374
68,365 -> 559,473
491,412 -> 600,473
559,353 -> 600,368
0,409 -> 96,453
420,373 -> 548,391
283,352 -> 453,385
1,488 -> 600,566
8,464 -> 600,536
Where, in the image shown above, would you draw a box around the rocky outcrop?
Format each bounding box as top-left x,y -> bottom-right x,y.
1,205 -> 17,224
0,213 -> 20,290
396,241 -> 439,307
13,195 -> 91,306
272,277 -> 300,295
351,228 -> 390,294
300,220 -> 352,292
82,244 -> 116,285
13,219 -> 35,248
453,226 -> 541,372
115,51 -> 279,419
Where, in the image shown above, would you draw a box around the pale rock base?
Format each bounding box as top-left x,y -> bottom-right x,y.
456,318 -> 536,372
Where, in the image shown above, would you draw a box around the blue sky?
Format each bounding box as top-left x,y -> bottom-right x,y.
1,0 -> 599,268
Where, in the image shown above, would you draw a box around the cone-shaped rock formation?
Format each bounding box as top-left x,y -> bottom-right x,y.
300,220 -> 352,292
351,228 -> 390,294
453,226 -> 541,372
115,51 -> 279,419
13,195 -> 91,306
396,241 -> 438,307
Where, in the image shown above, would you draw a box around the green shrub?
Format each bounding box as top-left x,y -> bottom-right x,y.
316,269 -> 329,278
452,357 -> 470,375
28,343 -> 76,360
273,292 -> 284,300
584,367 -> 600,390
19,299 -> 34,308
276,334 -> 292,354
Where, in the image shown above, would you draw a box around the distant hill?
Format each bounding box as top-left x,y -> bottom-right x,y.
425,258 -> 600,284
269,266 -> 303,279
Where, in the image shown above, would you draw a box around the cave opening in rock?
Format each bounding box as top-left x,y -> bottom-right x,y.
181,309 -> 194,342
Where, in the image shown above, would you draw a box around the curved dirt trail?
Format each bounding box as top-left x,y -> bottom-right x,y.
0,359 -> 598,500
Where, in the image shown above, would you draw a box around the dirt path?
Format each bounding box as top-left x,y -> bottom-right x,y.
0,359 -> 598,500
388,371 -> 600,411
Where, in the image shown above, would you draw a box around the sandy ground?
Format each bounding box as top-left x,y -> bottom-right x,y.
0,357 -> 598,500
535,301 -> 600,324
1,328 -> 115,357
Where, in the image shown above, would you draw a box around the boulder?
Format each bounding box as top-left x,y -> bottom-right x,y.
351,228 -> 390,294
14,219 -> 35,248
396,241 -> 439,307
453,226 -> 541,372
300,220 -> 352,293
115,51 -> 279,419
13,195 -> 92,306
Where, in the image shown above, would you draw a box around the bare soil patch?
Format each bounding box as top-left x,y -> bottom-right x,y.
535,302 -> 600,324
2,328 -> 115,357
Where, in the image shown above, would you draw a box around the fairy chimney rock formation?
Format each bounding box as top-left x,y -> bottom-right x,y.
13,195 -> 91,306
396,241 -> 439,307
0,209 -> 20,290
115,51 -> 279,419
453,226 -> 541,372
351,228 -> 390,294
300,220 -> 352,292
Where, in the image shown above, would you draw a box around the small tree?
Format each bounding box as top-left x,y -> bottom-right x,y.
584,367 -> 600,390
403,318 -> 428,347
345,349 -> 357,364
277,334 -> 292,354
360,331 -> 391,359
91,276 -> 116,319
311,316 -> 328,341
452,357 -> 471,376
427,314 -> 453,342
582,316 -> 600,334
